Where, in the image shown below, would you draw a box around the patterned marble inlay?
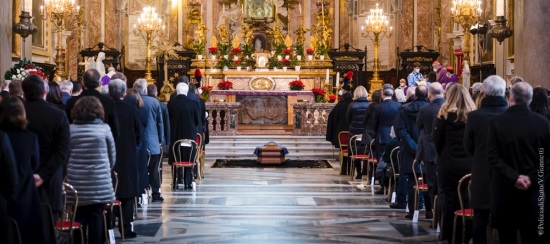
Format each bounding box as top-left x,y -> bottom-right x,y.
118,158 -> 442,243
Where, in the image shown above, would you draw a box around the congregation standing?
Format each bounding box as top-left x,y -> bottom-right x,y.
0,68 -> 209,243
327,66 -> 550,243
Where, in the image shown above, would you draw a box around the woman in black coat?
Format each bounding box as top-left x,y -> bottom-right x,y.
346,86 -> 370,179
0,96 -> 45,243
124,89 -> 149,197
109,80 -> 141,238
433,84 -> 476,243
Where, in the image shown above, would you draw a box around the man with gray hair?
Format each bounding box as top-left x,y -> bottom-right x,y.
168,82 -> 200,190
487,81 -> 550,243
463,75 -> 508,243
133,78 -> 165,202
365,84 -> 401,194
59,80 -> 73,105
1,80 -> 10,100
416,82 -> 445,220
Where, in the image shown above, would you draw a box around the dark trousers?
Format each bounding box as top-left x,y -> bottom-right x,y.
473,209 -> 490,244
497,226 -> 538,244
396,173 -> 408,205
75,203 -> 105,244
425,162 -> 437,212
407,173 -> 429,212
176,167 -> 193,187
148,154 -> 161,197
119,198 -> 134,233
440,186 -> 472,243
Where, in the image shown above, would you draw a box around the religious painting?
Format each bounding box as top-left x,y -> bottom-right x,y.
31,0 -> 51,56
253,35 -> 266,52
479,0 -> 494,63
244,0 -> 274,19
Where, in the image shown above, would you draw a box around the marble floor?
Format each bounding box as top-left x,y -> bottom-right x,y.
123,159 -> 442,243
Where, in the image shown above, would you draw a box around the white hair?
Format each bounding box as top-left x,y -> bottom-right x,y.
482,75 -> 506,97
471,82 -> 482,93
395,88 -> 406,102
176,82 -> 189,96
133,78 -> 147,93
59,80 -> 73,92
510,82 -> 533,105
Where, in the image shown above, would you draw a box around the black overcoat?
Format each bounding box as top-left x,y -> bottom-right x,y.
326,97 -> 353,148
167,95 -> 200,164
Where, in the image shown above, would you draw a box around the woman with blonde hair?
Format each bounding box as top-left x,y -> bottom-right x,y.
346,85 -> 370,179
433,83 -> 476,243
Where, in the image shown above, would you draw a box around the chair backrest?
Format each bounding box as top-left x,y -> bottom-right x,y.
412,160 -> 425,185
195,133 -> 202,147
369,139 -> 376,159
457,173 -> 472,213
60,183 -> 78,232
338,131 -> 349,149
390,146 -> 400,179
349,134 -> 368,156
172,139 -> 199,165
112,171 -> 119,193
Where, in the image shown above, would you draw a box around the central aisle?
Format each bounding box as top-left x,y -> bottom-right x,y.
126,160 -> 441,243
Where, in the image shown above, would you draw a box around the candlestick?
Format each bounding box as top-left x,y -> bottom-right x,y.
496,0 -> 504,16
325,69 -> 329,85
335,72 -> 340,88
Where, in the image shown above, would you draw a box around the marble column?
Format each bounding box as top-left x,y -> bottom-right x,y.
514,0 -> 550,88
0,0 -> 13,79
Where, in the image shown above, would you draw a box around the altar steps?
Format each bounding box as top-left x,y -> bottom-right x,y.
236,124 -> 294,135
204,135 -> 338,161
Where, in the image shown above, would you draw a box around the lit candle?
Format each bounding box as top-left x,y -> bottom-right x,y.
496,0 -> 504,16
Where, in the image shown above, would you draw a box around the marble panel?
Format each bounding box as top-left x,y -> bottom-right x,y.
85,0 -> 101,47
416,0 -> 434,49
104,0 -> 117,47
338,0 -> 350,46
237,95 -> 288,125
400,0 -> 414,50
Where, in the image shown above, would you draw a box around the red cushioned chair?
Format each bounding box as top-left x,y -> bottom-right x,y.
105,171 -> 125,241
171,139 -> 199,190
453,173 -> 473,244
412,160 -> 429,214
349,134 -> 370,181
55,183 -> 84,244
337,131 -> 349,175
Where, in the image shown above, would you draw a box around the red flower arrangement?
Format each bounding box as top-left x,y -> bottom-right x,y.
283,48 -> 292,55
328,94 -> 337,102
208,47 -> 218,54
312,88 -> 326,102
231,47 -> 242,54
306,48 -> 314,55
217,80 -> 233,90
281,59 -> 290,66
29,70 -> 46,80
289,80 -> 305,90
199,85 -> 213,100
234,60 -> 241,66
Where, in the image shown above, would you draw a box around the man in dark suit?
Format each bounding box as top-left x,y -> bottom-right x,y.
21,74 -> 70,221
65,69 -> 120,139
416,82 -> 444,220
488,82 -> 550,244
326,87 -> 353,175
168,83 -> 200,189
464,76 -> 508,244
1,80 -> 9,100
392,85 -> 429,216
134,79 -> 165,202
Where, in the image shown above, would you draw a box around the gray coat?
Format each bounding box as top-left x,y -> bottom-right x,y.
67,119 -> 116,206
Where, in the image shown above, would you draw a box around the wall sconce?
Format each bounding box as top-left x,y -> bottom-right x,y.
487,16 -> 513,44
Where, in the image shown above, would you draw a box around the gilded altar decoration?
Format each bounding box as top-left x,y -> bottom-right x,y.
153,39 -> 181,102
250,77 -> 275,90
284,35 -> 293,48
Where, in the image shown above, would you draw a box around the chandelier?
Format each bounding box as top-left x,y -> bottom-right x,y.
133,7 -> 164,84
451,0 -> 481,30
361,3 -> 392,93
41,0 -> 77,17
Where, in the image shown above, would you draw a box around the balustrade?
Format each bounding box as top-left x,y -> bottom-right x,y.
205,102 -> 240,135
291,103 -> 335,136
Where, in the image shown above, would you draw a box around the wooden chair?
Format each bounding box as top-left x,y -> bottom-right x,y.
105,171 -> 125,241
367,139 -> 379,186
453,173 -> 473,244
412,160 -> 429,214
171,139 -> 199,190
195,133 -> 205,180
55,182 -> 84,244
348,134 -> 370,181
337,131 -> 349,175
388,146 -> 400,202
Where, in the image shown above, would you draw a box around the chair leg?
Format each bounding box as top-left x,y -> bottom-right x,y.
432,195 -> 438,229
339,153 -> 343,175
461,217 -> 466,244
414,189 -> 418,212
452,215 -> 458,244
171,165 -> 176,190
349,159 -> 355,181
118,205 -> 125,241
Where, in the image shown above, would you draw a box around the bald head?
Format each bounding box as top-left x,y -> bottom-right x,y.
428,82 -> 444,100
509,81 -> 533,106
416,85 -> 428,100
406,86 -> 416,100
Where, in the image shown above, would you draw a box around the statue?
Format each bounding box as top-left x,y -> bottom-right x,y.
216,16 -> 231,43
95,52 -> 106,77
309,36 -> 318,50
294,24 -> 309,47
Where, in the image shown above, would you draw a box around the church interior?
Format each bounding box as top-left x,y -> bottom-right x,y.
1,0 -> 550,243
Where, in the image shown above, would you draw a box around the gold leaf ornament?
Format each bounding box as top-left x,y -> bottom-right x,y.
284,35 -> 293,48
